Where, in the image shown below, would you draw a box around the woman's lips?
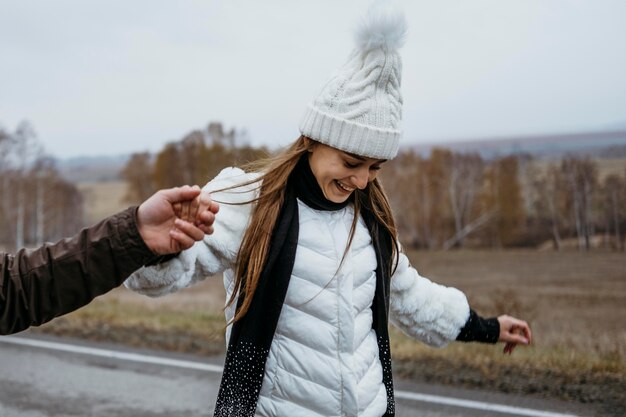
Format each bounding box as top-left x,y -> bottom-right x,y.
335,180 -> 354,193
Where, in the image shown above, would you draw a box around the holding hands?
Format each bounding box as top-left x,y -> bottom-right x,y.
137,185 -> 219,255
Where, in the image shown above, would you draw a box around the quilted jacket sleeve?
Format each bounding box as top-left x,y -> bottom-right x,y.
124,167 -> 259,297
389,251 -> 470,348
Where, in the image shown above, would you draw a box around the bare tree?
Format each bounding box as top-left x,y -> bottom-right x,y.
446,153 -> 485,248
154,143 -> 186,189
529,163 -> 568,250
561,157 -> 598,251
122,152 -> 155,204
0,128 -> 13,248
602,174 -> 625,250
481,156 -> 525,248
12,121 -> 42,248
179,130 -> 207,185
31,157 -> 57,245
380,151 -> 424,246
0,128 -> 12,169
0,122 -> 84,250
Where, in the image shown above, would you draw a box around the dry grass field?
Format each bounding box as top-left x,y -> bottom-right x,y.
408,249 -> 626,361
393,249 -> 626,416
77,180 -> 130,225
594,157 -> 626,180
33,249 -> 626,415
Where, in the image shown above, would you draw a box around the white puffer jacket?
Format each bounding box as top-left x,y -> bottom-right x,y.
125,167 -> 471,417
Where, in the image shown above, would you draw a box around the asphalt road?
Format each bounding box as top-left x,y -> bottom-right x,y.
0,334 -> 591,417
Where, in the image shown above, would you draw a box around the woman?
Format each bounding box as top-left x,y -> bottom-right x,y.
125,5 -> 531,417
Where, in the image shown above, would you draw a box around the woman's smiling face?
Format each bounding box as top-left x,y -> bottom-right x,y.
307,141 -> 386,203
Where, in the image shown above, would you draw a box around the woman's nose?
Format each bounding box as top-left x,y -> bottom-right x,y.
353,168 -> 369,189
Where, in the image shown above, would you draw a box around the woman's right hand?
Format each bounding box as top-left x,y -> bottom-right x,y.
173,190 -> 220,235
497,315 -> 532,355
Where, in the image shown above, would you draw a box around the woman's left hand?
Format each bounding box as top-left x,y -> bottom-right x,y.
497,315 -> 532,355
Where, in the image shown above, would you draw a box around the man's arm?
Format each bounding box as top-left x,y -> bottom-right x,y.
0,185 -> 218,335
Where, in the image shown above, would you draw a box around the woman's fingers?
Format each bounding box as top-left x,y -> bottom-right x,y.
173,189 -> 219,229
513,322 -> 531,345
174,218 -> 205,241
503,342 -> 517,355
498,315 -> 532,355
209,200 -> 219,214
194,191 -> 212,225
173,202 -> 182,218
188,188 -> 201,223
195,194 -> 219,231
522,322 -> 533,344
169,227 -> 195,250
181,200 -> 191,223
508,326 -> 530,345
197,209 -> 215,225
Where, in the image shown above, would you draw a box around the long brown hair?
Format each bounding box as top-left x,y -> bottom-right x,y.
225,136 -> 399,323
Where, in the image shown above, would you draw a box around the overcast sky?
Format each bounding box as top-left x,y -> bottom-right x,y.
1,0 -> 625,158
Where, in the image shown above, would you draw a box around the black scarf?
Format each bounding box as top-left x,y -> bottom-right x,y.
214,156 -> 395,417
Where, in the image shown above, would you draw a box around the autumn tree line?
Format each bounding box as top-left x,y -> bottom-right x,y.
382,149 -> 625,251
2,119 -> 621,252
122,123 -> 267,204
0,122 -> 83,251
124,123 -> 626,251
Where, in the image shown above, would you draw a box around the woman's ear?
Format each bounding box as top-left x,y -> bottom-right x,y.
303,136 -> 315,152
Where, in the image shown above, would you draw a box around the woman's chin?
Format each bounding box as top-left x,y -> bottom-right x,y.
325,189 -> 352,203
330,196 -> 350,203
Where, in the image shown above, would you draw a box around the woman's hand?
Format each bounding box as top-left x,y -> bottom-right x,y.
497,315 -> 532,355
173,189 -> 220,235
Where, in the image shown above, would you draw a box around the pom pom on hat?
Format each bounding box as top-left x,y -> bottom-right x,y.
355,1 -> 407,52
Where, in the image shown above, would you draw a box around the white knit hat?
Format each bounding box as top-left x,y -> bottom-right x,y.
299,2 -> 407,160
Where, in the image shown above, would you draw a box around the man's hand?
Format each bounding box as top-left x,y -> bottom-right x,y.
137,185 -> 219,255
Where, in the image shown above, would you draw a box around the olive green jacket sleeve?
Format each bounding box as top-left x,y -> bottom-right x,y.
0,207 -> 157,335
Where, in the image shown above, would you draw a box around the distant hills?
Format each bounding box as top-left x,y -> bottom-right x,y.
407,130 -> 626,160
56,130 -> 626,183
56,154 -> 130,183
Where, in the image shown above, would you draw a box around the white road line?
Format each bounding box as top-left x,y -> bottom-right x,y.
0,336 -> 223,373
394,392 -> 579,417
1,336 -> 579,417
